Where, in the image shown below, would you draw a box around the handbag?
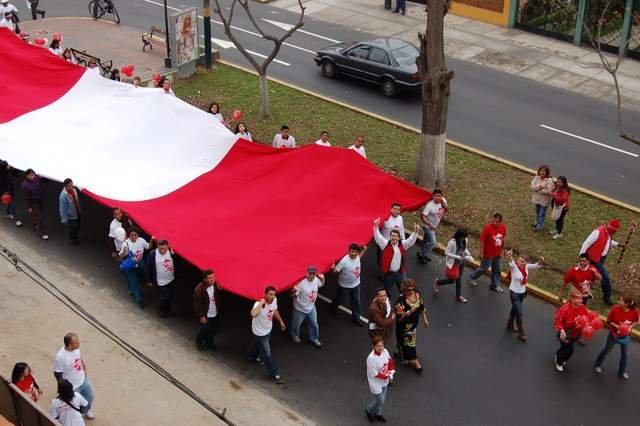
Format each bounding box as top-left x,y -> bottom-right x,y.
550,203 -> 564,221
119,244 -> 139,271
445,263 -> 460,280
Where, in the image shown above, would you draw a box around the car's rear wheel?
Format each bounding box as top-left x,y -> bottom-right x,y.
381,79 -> 396,97
322,61 -> 336,78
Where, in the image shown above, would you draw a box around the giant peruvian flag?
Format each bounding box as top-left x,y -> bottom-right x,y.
0,28 -> 431,299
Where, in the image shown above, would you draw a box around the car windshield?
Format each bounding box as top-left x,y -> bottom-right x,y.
391,44 -> 419,67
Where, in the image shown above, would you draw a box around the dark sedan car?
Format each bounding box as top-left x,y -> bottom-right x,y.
314,37 -> 421,97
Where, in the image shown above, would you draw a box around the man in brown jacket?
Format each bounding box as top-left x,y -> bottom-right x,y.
193,269 -> 220,351
368,288 -> 395,342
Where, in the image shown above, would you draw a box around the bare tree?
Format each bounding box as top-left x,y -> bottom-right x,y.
415,0 -> 454,189
555,0 -> 639,144
212,0 -> 305,118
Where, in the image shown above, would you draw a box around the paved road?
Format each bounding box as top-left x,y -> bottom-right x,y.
35,0 -> 640,206
1,178 -> 637,425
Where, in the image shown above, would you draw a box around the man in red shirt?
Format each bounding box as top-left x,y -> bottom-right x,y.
594,296 -> 638,379
553,289 -> 589,372
470,213 -> 506,293
559,254 -> 602,305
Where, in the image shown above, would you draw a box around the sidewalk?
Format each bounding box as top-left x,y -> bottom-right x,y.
273,0 -> 640,111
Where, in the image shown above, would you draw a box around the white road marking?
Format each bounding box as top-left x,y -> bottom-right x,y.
317,294 -> 370,324
262,18 -> 341,43
201,36 -> 291,66
540,124 -> 639,158
144,0 -> 315,54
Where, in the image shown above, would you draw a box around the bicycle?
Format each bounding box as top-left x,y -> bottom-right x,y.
88,0 -> 120,24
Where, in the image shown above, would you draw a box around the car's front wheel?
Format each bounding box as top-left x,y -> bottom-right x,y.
381,78 -> 396,97
322,60 -> 337,78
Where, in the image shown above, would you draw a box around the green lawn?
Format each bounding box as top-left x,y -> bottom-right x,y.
174,64 -> 640,315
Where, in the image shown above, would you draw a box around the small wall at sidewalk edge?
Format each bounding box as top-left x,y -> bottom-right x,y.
450,0 -> 512,27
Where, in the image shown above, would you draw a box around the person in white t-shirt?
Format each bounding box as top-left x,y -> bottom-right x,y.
365,336 -> 395,422
147,239 -> 176,317
193,269 -> 220,351
234,122 -> 252,141
118,227 -> 154,308
86,59 -> 101,75
53,333 -> 95,420
314,130 -> 331,147
329,243 -> 368,326
248,286 -> 286,384
290,266 -> 325,347
418,189 -> 448,263
348,134 -> 367,158
272,125 -> 295,148
376,203 -> 405,276
162,78 -> 175,96
506,249 -> 544,342
49,379 -> 88,426
108,207 -> 132,257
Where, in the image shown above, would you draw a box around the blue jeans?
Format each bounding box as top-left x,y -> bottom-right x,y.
470,256 -> 502,288
509,290 -> 526,321
291,306 -> 319,342
330,285 -> 362,322
591,258 -> 611,301
534,204 -> 548,231
122,265 -> 145,304
74,376 -> 95,414
394,0 -> 406,12
248,333 -> 279,377
383,271 -> 405,298
420,225 -> 436,258
595,332 -> 629,375
366,385 -> 387,416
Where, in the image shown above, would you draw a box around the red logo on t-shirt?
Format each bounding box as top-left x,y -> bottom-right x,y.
353,267 -> 361,279
493,233 -> 504,247
162,258 -> 174,272
308,290 -> 317,303
267,309 -> 274,321
134,249 -> 144,262
72,358 -> 83,373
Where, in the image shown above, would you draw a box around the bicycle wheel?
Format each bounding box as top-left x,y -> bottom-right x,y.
88,0 -> 104,20
111,4 -> 120,24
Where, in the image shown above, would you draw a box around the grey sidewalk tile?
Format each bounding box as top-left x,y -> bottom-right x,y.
444,27 -> 483,44
483,27 -> 513,41
545,41 -> 592,60
543,71 -> 589,90
575,79 -> 616,97
448,45 -> 486,60
344,13 -> 410,37
468,50 -> 533,74
454,19 -> 499,36
444,39 -> 467,55
509,32 -> 559,49
307,7 -> 359,24
517,64 -> 559,82
444,13 -> 472,26
473,37 -> 551,62
617,59 -> 640,79
394,28 -> 422,46
289,1 -> 328,14
541,55 -> 605,78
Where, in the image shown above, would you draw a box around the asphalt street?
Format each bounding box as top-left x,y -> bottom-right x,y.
1,177 -> 638,425
34,0 -> 640,206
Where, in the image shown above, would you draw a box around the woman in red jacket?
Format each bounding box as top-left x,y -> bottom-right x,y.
554,288 -> 589,372
550,176 -> 570,240
594,296 -> 638,379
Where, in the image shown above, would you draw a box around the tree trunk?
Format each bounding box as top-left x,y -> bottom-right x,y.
415,0 -> 454,189
259,73 -> 269,118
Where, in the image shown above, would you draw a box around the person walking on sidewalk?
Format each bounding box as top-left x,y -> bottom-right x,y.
58,178 -> 81,245
49,379 -> 88,426
530,165 -> 553,232
594,296 -> 638,380
392,0 -> 406,15
329,243 -> 368,326
53,333 -> 95,419
11,362 -> 42,402
470,213 -> 506,293
553,289 -> 589,372
365,336 -> 395,423
373,218 -> 420,297
505,249 -> 544,342
248,286 -> 286,384
27,0 -> 45,20
417,189 -> 447,263
21,168 -> 48,240
433,228 -> 474,303
558,254 -> 601,305
395,279 -> 428,372
0,160 -> 22,227
368,288 -> 395,343
579,219 -> 624,306
118,227 -> 153,308
147,239 -> 176,317
193,269 -> 220,351
290,266 -> 324,347
550,176 -> 570,239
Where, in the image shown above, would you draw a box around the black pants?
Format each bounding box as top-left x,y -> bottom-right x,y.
555,209 -> 567,234
66,218 -> 81,242
197,316 -> 219,347
158,281 -> 174,314
556,336 -> 577,365
30,1 -> 45,19
384,0 -> 391,9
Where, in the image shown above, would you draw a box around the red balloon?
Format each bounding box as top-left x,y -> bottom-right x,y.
587,311 -> 598,321
581,325 -> 594,339
590,317 -> 604,331
153,72 -> 161,82
1,193 -> 12,205
575,315 -> 589,328
34,38 -> 45,46
618,323 -> 632,337
53,33 -> 63,42
232,109 -> 243,121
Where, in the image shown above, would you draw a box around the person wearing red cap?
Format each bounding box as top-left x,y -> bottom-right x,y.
553,288 -> 589,372
579,219 -> 624,305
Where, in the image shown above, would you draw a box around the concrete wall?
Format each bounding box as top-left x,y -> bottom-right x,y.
450,0 -> 512,27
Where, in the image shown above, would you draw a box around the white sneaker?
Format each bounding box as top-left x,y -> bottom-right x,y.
84,409 -> 95,419
620,373 -> 630,380
552,233 -> 562,240
549,230 -> 557,235
554,356 -> 564,372
6,214 -> 14,220
470,279 -> 478,287
594,366 -> 602,374
15,220 -> 22,227
41,234 -> 49,240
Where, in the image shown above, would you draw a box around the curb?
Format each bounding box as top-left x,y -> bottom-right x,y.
216,59 -> 640,214
215,59 -> 640,341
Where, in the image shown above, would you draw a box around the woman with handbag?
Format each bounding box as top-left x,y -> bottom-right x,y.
118,227 -> 154,308
550,176 -> 570,240
506,249 -> 544,342
433,229 -> 474,303
394,279 -> 429,372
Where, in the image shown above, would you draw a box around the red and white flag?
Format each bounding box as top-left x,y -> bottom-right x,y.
0,29 -> 431,299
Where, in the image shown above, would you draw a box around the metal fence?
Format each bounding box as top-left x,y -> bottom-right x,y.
0,374 -> 58,426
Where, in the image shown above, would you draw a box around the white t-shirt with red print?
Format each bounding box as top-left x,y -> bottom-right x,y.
124,237 -> 149,262
53,348 -> 85,389
366,348 -> 395,395
422,199 -> 447,228
155,250 -> 175,286
49,393 -> 88,426
206,286 -> 218,318
252,297 -> 278,336
293,277 -> 323,314
335,254 -> 361,289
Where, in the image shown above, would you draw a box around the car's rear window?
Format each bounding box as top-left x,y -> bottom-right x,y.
391,45 -> 419,67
